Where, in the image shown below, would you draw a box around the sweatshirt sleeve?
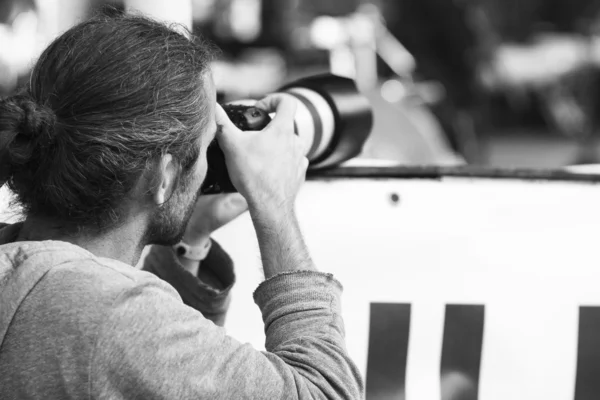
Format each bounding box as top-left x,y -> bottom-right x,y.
90,271 -> 363,400
141,240 -> 234,326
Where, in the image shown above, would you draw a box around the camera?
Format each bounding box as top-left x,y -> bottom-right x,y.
201,74 -> 374,194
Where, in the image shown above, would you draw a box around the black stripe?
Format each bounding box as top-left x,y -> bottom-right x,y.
286,91 -> 323,159
440,305 -> 485,400
575,307 -> 600,400
365,303 -> 411,400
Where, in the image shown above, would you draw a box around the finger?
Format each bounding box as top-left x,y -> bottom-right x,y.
254,93 -> 287,112
227,99 -> 258,107
298,157 -> 309,180
215,103 -> 242,137
255,94 -> 297,128
215,103 -> 245,149
298,158 -> 309,184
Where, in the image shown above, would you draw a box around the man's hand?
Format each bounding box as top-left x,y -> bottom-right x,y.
179,193 -> 248,276
215,94 -> 308,221
215,94 -> 315,279
183,193 -> 248,244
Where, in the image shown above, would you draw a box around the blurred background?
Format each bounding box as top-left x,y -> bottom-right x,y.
3,0 -> 600,169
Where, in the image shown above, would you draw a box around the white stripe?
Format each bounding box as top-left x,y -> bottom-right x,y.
405,302 -> 444,400
280,91 -> 315,156
285,87 -> 336,161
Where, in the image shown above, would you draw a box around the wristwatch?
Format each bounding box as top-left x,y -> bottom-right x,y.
173,238 -> 212,261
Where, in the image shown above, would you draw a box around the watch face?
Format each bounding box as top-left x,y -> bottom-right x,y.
175,245 -> 187,257
174,239 -> 212,261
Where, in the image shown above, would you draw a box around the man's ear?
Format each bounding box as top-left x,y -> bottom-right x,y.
154,153 -> 178,205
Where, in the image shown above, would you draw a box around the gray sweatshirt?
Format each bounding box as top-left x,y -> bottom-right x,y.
0,223 -> 363,399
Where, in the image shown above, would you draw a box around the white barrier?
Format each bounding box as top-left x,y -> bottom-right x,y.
4,172 -> 600,399
212,174 -> 600,400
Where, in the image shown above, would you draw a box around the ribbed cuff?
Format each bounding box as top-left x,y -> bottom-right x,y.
253,271 -> 345,351
254,271 -> 342,314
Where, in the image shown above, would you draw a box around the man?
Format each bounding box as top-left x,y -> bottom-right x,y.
0,11 -> 362,400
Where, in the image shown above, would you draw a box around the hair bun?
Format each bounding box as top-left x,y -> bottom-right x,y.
0,95 -> 57,185
13,95 -> 57,144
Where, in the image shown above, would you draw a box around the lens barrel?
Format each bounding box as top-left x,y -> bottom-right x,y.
281,74 -> 373,169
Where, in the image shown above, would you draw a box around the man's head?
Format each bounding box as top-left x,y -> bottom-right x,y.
0,11 -> 218,245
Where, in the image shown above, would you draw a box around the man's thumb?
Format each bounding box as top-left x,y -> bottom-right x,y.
215,104 -> 241,143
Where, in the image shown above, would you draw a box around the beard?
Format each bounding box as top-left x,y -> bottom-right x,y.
144,180 -> 201,246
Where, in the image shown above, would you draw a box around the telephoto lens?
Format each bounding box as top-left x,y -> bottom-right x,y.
201,73 -> 373,195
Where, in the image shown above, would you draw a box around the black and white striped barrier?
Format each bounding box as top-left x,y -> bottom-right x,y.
213,169 -> 600,400
4,168 -> 600,399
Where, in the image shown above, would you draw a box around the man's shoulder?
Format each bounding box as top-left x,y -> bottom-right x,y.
7,242 -> 181,339
1,240 -> 178,312
0,241 -> 182,394
41,246 -> 178,304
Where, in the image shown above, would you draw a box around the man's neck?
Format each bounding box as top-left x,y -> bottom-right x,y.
17,215 -> 147,266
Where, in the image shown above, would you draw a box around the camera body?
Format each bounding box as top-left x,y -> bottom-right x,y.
201,74 -> 373,195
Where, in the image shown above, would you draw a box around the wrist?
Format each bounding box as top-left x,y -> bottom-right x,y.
178,255 -> 201,276
249,201 -> 295,226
